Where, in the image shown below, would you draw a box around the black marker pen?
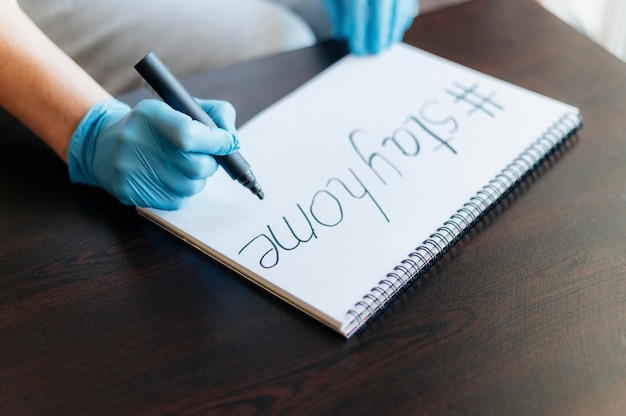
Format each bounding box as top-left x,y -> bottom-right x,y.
135,52 -> 264,200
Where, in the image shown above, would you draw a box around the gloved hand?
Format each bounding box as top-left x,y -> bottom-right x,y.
321,0 -> 418,55
68,98 -> 239,210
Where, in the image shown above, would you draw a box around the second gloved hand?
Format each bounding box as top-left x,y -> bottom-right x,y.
321,0 -> 418,55
68,98 -> 239,210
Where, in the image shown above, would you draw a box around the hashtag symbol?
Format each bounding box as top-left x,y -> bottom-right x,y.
445,82 -> 504,118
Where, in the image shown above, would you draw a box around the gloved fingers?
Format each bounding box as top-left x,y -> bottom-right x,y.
347,0 -> 369,55
133,145 -> 212,198
178,120 -> 238,155
129,100 -> 232,200
143,159 -> 208,200
321,0 -> 416,55
320,0 -> 344,37
196,99 -> 238,134
370,0 -> 394,54
121,175 -> 196,211
111,146 -> 208,199
392,0 -> 418,42
167,151 -> 220,180
159,170 -> 208,199
134,99 -> 237,156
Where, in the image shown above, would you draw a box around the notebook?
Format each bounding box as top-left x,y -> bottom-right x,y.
139,43 -> 582,338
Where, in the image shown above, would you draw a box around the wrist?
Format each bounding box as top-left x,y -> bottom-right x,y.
67,98 -> 130,187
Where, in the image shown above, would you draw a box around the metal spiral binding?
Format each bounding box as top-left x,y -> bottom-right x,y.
343,112 -> 583,337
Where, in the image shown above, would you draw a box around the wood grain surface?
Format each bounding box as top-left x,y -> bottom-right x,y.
2,1 -> 625,414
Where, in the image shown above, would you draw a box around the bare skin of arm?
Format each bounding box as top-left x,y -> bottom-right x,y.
0,0 -> 111,163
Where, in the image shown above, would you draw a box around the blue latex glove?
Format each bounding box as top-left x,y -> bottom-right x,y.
68,98 -> 239,210
321,0 -> 418,55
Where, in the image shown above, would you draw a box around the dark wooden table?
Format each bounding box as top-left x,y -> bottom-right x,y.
2,1 -> 625,414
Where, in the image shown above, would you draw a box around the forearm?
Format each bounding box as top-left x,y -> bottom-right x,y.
0,0 -> 111,162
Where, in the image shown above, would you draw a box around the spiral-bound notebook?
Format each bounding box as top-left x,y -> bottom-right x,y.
139,43 -> 582,338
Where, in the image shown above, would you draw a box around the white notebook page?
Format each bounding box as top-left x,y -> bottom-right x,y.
140,43 -> 579,336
